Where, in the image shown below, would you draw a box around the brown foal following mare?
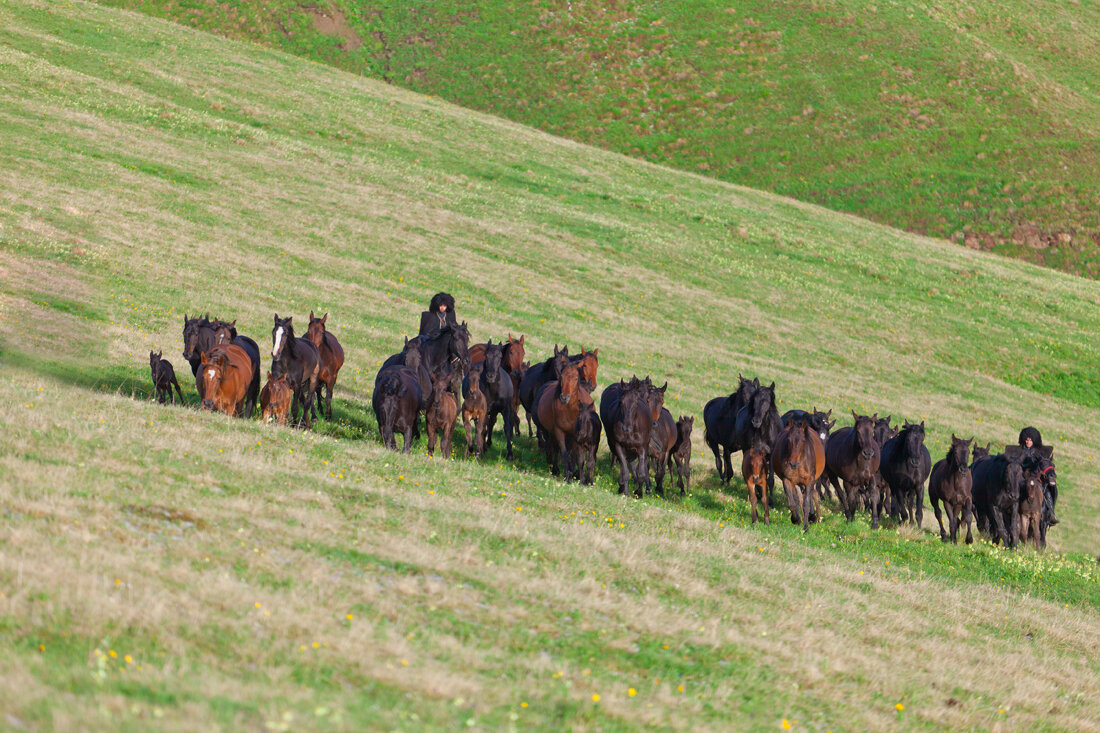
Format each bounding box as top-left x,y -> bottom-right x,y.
426,370 -> 459,458
461,364 -> 488,458
260,372 -> 293,425
743,446 -> 771,524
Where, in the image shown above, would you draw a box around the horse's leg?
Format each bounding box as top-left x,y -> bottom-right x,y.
749,478 -> 759,524
503,402 -> 514,460
708,433 -> 722,475
525,409 -> 534,438
868,477 -> 881,530
426,420 -> 437,457
762,479 -> 771,524
614,443 -> 630,495
1009,503 -> 1020,549
722,447 -> 733,485
401,423 -> 414,454
463,415 -> 474,457
801,482 -> 814,532
931,494 -> 947,542
947,501 -> 960,545
963,500 -> 974,545
655,451 -> 667,497
325,378 -> 334,420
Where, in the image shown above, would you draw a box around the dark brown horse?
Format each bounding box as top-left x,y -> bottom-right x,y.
772,417 -> 826,531
149,351 -> 183,404
972,446 -> 1026,548
928,435 -> 974,544
742,446 -> 770,524
182,313 -> 217,396
260,372 -> 292,425
824,412 -> 883,528
880,421 -> 931,526
671,415 -> 694,495
600,377 -> 655,496
462,341 -> 516,460
271,315 -> 320,428
648,407 -> 677,497
307,311 -> 345,420
570,403 -> 601,485
372,365 -> 422,452
534,362 -> 586,478
425,369 -> 458,458
199,345 -> 252,416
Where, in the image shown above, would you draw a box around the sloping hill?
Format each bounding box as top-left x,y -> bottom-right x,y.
3,1 -> 1100,730
94,0 -> 1100,278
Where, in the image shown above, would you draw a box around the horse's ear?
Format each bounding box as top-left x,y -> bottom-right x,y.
230,319 -> 236,327
520,335 -> 525,345
200,352 -> 209,365
309,310 -> 315,320
768,382 -> 775,391
852,410 -> 858,420
274,313 -> 279,321
592,347 -> 598,357
322,313 -> 328,323
659,382 -> 667,393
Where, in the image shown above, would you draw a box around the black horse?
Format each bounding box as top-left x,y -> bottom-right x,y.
601,377 -> 654,497
271,314 -> 320,428
702,375 -> 759,484
731,381 -> 781,493
372,366 -> 422,453
879,421 -> 932,526
182,313 -> 217,397
380,337 -> 433,430
971,446 -> 1026,548
462,341 -> 515,460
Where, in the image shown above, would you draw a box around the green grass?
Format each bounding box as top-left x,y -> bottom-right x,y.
93,0 -> 1100,279
4,1 -> 1100,730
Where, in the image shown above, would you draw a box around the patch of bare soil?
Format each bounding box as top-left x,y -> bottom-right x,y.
304,5 -> 363,52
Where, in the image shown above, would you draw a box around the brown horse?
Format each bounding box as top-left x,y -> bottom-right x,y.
461,364 -> 488,458
577,347 -> 599,391
307,311 -> 345,420
535,362 -> 586,478
648,407 -> 677,497
1018,466 -> 1045,549
570,403 -> 601,485
742,446 -> 770,524
773,418 -> 826,531
260,372 -> 292,425
199,345 -> 252,416
425,369 -> 458,458
928,435 -> 973,544
470,335 -> 526,441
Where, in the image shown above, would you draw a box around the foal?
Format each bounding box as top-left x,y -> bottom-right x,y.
461,364 -> 488,458
149,351 -> 184,404
426,370 -> 458,458
260,372 -> 292,425
671,415 -> 694,495
742,446 -> 770,524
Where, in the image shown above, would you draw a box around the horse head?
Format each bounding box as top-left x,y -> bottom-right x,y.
948,434 -> 972,474
402,336 -> 422,371
483,341 -> 504,385
811,407 -> 834,442
901,421 -> 926,465
449,322 -> 471,369
748,382 -> 775,429
852,412 -> 876,460
873,415 -> 896,446
182,313 -> 209,361
307,311 -> 328,349
647,379 -> 667,421
558,362 -> 580,404
212,319 -> 236,346
503,334 -> 525,372
199,351 -> 225,410
272,314 -> 294,360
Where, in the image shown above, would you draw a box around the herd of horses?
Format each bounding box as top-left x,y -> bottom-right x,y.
153,313 -> 1058,551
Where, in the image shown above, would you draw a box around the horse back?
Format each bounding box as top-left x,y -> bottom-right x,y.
322,332 -> 344,365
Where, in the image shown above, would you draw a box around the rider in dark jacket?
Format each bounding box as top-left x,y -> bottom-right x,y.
418,292 -> 457,338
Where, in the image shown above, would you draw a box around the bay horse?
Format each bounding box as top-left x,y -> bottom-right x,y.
928,435 -> 973,544
149,351 -> 183,404
824,412 -> 883,528
743,446 -> 770,524
781,408 -> 835,500
772,417 -> 826,531
461,364 -> 488,458
648,407 -> 677,497
534,361 -> 586,477
600,377 -> 655,497
425,368 -> 458,458
519,345 -> 570,438
372,365 -> 422,453
210,319 -> 261,418
879,421 -> 931,526
703,375 -> 758,484
971,446 -> 1026,548
271,315 -> 320,428
732,381 -> 781,498
462,341 -> 515,460
198,345 -> 252,416
1023,446 -> 1058,531
306,311 -> 345,420
671,415 -> 694,495
1018,466 -> 1045,549
260,372 -> 292,425
570,403 -> 601,485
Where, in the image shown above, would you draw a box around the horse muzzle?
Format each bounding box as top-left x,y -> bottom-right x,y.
560,394 -> 572,404
751,418 -> 763,429
908,457 -> 920,466
201,399 -> 215,410
861,449 -> 874,459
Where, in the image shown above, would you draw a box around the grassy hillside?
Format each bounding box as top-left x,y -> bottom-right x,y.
94,0 -> 1100,278
4,1 -> 1100,730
